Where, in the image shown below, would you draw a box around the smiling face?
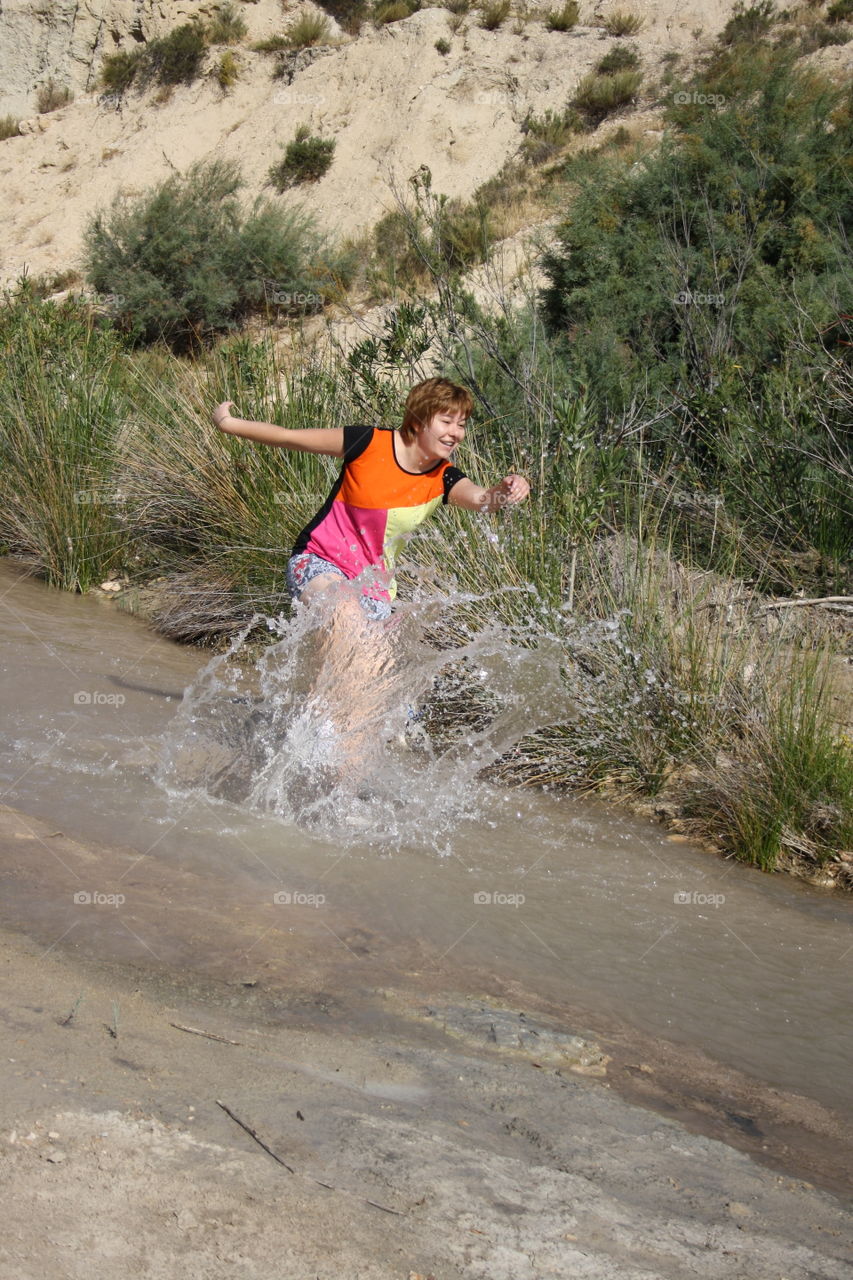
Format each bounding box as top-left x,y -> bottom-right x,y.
415,408 -> 467,462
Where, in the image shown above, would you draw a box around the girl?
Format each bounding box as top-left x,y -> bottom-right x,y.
211,377 -> 530,622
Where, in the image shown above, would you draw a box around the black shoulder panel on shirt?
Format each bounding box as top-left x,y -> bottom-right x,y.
343,424 -> 374,462
442,465 -> 467,504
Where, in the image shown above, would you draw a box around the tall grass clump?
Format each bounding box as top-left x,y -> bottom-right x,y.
571,69 -> 642,124
37,80 -> 73,112
116,340 -> 355,638
680,653 -> 853,871
83,157 -> 336,352
206,2 -> 248,44
546,1 -> 579,30
283,12 -> 332,47
0,283 -> 132,590
0,116 -> 20,141
478,0 -> 512,28
600,9 -> 644,34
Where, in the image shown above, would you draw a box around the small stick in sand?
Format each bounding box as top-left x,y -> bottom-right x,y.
170,1022 -> 244,1046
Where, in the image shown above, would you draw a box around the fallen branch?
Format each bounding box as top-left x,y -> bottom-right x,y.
215,1099 -> 405,1216
762,595 -> 853,610
216,1099 -> 296,1172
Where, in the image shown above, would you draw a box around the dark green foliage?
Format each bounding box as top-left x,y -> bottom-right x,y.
596,43 -> 640,73
142,22 -> 207,86
83,158 -> 331,352
720,0 -> 777,44
540,45 -> 853,567
100,50 -> 143,94
827,0 -> 853,21
269,125 -> 336,189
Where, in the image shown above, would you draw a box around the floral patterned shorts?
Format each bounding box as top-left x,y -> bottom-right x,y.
286,552 -> 392,622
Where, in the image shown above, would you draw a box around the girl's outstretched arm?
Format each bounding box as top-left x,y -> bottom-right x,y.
448,474 -> 530,513
212,401 -> 345,456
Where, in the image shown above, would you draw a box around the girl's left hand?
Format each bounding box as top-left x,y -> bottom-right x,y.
499,474 -> 530,505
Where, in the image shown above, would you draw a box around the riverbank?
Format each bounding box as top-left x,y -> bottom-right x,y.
1,800 -> 852,1280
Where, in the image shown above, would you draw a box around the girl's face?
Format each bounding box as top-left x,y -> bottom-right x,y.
417,408 -> 467,461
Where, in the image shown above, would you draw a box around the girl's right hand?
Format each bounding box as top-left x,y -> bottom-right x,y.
212,400 -> 236,430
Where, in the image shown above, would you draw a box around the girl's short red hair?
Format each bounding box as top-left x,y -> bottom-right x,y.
400,377 -> 473,443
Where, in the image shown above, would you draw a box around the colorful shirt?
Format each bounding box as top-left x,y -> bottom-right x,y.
292,425 -> 466,602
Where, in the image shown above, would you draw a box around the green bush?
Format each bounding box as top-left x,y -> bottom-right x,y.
827,0 -> 853,19
571,69 -> 642,123
479,0 -> 511,28
206,2 -> 248,43
541,47 -> 853,564
596,43 -> 639,73
546,1 -> 579,29
36,80 -> 73,113
0,115 -> 20,141
82,157 -> 333,351
142,22 -> 207,87
600,9 -> 643,34
720,0 -> 776,43
520,108 -> 582,163
435,36 -> 452,52
100,50 -> 144,94
269,125 -> 336,189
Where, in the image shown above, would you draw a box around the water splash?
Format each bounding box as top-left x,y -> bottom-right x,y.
156,580 -> 575,850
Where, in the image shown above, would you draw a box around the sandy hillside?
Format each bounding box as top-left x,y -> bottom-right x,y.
0,0 -> 746,293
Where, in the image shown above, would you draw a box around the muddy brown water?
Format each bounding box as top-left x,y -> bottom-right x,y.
1,559 -> 851,1123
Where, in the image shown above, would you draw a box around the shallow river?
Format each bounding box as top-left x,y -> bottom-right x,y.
0,560 -> 851,1115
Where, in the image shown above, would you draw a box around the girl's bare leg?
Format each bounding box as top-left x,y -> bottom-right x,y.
295,574 -> 397,781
